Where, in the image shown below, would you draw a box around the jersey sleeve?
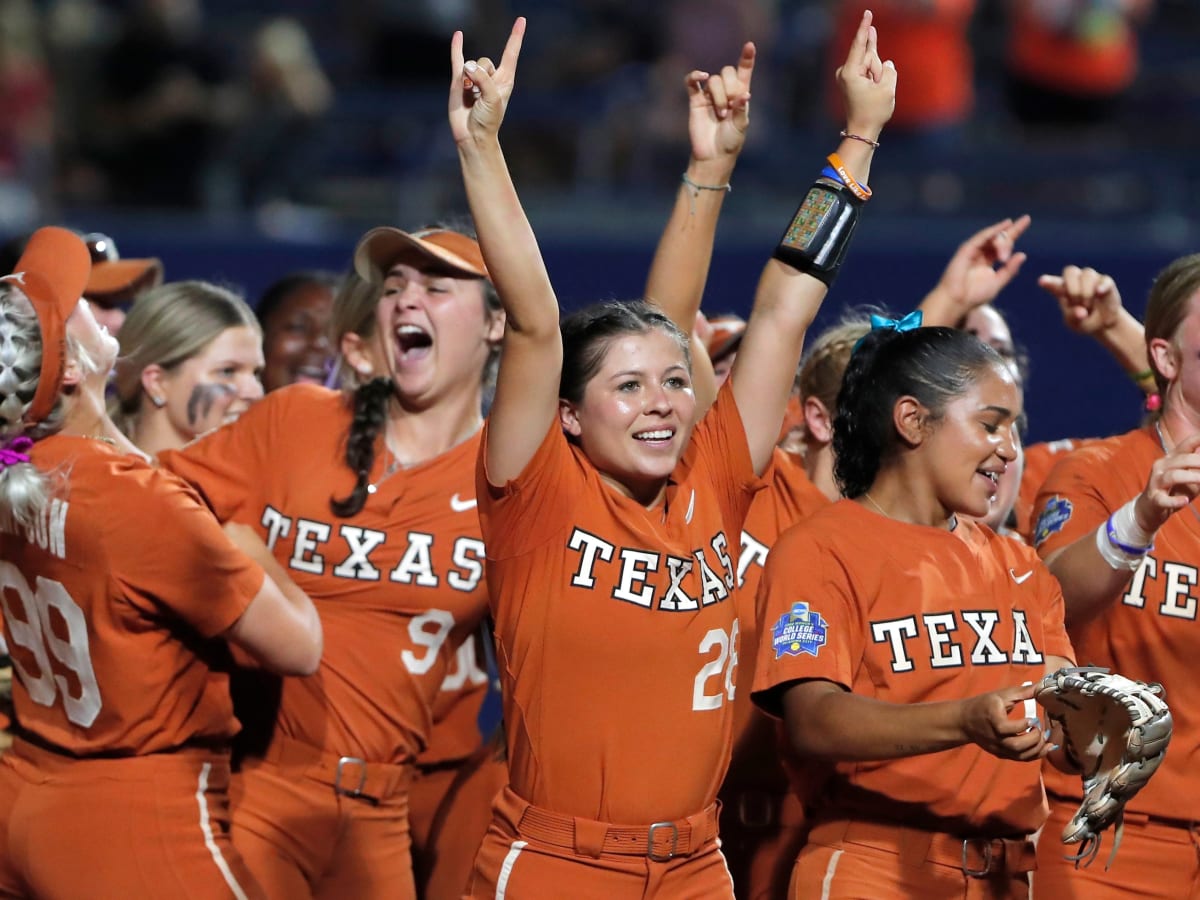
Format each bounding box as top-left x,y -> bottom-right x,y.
109,468 -> 265,638
1011,540 -> 1075,664
158,386 -> 288,523
751,524 -> 858,718
1031,445 -> 1126,559
477,417 -> 580,561
686,380 -> 765,534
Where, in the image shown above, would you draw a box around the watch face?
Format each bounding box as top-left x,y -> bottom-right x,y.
781,187 -> 838,251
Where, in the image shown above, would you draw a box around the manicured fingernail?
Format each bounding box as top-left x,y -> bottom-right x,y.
465,61 -> 478,72
1051,744 -> 1060,752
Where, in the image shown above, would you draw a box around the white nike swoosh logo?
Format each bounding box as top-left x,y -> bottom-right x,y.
450,494 -> 477,512
1010,568 -> 1033,585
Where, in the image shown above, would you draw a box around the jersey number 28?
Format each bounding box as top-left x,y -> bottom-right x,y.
0,561 -> 102,728
692,620 -> 739,711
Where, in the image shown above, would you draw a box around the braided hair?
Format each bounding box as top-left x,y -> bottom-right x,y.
833,324 -> 1006,499
329,376 -> 393,517
0,283 -> 90,529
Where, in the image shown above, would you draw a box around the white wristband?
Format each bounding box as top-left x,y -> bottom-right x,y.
1113,499 -> 1155,547
1095,521 -> 1147,571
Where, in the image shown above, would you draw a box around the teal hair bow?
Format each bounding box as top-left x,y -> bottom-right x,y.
854,310 -> 923,351
869,310 -> 923,333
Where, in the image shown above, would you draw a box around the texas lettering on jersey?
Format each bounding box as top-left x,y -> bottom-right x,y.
565,526 -> 735,611
260,504 -> 485,591
1120,555 -> 1199,620
871,609 -> 1046,673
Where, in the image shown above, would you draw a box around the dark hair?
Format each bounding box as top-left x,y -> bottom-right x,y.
559,300 -> 690,404
256,271 -> 340,330
833,325 -> 1008,498
1145,253 -> 1200,398
330,376 -> 393,517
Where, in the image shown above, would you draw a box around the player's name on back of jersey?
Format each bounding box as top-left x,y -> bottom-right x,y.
0,500 -> 67,561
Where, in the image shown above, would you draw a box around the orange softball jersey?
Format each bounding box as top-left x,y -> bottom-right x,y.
160,383 -> 490,765
0,436 -> 263,755
478,384 -> 763,824
1033,426 -> 1199,817
754,500 -> 1073,835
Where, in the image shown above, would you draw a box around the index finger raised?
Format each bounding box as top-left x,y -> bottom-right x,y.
498,16 -> 527,76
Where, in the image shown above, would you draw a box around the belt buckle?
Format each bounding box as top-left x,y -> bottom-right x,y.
737,791 -> 776,828
335,756 -> 368,799
961,838 -> 993,878
647,822 -> 679,862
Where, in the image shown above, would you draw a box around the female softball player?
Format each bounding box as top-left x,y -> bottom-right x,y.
0,227 -> 321,899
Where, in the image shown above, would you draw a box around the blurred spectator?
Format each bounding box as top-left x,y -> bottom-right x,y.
828,0 -> 976,151
212,17 -> 333,209
256,270 -> 337,392
1005,0 -> 1154,130
89,0 -> 239,207
0,0 -> 53,226
82,231 -> 164,335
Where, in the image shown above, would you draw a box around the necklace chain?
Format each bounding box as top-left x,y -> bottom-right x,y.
366,444 -> 403,495
862,491 -> 889,517
862,489 -> 957,530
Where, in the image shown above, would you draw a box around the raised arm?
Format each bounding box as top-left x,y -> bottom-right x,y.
643,43 -> 755,412
450,19 -> 563,486
1038,265 -> 1155,397
731,11 -> 896,475
918,215 -> 1031,327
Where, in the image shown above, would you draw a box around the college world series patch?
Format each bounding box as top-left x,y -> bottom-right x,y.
1034,495 -> 1073,547
772,602 -> 828,659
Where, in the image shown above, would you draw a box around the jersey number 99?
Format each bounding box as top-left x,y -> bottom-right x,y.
0,561 -> 102,728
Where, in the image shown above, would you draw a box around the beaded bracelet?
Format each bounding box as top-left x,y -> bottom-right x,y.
840,130 -> 880,148
681,172 -> 732,193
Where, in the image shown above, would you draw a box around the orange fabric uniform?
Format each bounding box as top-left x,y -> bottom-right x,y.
409,631 -> 501,899
161,384 -> 489,899
0,436 -> 264,899
465,384 -> 763,898
830,0 -> 976,130
1032,427 -> 1200,897
753,500 -> 1073,899
1014,439 -> 1097,543
722,449 -> 829,899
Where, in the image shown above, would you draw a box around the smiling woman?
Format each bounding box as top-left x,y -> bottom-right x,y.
751,322 -> 1078,899
155,224 -> 502,899
111,281 -> 263,458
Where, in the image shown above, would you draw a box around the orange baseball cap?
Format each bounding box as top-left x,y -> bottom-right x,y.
82,233 -> 163,305
705,314 -> 746,362
353,227 -> 488,282
1,227 -> 92,424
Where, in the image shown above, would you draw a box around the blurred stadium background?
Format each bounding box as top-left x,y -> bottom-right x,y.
2,0 -> 1198,443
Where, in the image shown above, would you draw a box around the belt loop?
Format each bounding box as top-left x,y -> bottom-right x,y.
573,816 -> 608,859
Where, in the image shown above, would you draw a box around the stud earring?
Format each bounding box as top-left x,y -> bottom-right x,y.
150,394 -> 166,408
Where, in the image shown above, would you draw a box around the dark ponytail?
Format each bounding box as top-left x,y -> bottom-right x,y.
330,376 -> 394,517
833,325 -> 1005,498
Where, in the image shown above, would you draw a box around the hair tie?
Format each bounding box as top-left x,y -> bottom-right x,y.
0,434 -> 33,469
854,310 -> 923,351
